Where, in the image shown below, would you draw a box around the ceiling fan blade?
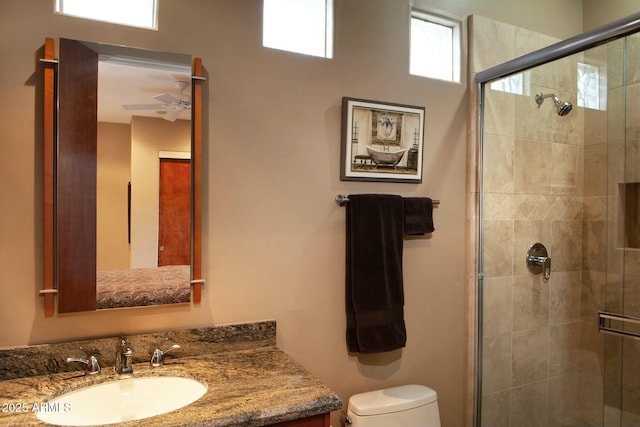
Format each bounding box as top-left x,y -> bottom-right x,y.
122,103 -> 164,110
162,109 -> 181,122
172,74 -> 191,82
153,93 -> 179,104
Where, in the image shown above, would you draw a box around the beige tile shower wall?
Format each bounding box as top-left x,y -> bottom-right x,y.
472,15 -> 607,427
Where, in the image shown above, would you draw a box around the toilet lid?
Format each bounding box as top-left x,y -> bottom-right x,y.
348,384 -> 437,416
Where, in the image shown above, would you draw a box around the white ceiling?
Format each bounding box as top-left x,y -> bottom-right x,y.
98,60 -> 192,124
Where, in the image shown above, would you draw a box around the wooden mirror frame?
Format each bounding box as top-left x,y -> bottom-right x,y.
42,38 -> 55,316
41,38 -> 204,316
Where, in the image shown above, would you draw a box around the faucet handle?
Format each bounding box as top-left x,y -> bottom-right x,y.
66,355 -> 101,375
150,344 -> 181,367
119,338 -> 134,356
116,337 -> 133,354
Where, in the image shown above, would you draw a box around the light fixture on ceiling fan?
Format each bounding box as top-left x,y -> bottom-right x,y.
122,79 -> 191,122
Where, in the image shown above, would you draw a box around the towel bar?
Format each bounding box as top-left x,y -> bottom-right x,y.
598,311 -> 640,340
335,194 -> 440,207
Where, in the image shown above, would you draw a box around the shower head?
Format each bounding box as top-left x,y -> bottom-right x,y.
535,92 -> 573,116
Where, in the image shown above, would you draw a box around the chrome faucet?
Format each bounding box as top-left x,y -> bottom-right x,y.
115,338 -> 134,374
150,344 -> 181,367
66,355 -> 101,375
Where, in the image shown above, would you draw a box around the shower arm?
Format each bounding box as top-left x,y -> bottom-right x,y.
535,92 -> 559,107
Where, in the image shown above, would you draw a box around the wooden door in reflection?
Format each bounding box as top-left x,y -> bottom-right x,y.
158,158 -> 190,266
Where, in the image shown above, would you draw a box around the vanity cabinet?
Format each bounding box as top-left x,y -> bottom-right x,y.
272,412 -> 330,426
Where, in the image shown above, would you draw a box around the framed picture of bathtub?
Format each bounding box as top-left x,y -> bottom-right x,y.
340,97 -> 425,183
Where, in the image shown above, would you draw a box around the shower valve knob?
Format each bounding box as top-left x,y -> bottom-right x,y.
526,243 -> 551,281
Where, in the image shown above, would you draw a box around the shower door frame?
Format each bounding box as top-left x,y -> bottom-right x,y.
474,11 -> 640,427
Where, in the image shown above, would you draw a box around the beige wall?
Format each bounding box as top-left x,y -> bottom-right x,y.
97,122 -> 131,270
0,1 -> 632,426
413,0 -> 583,39
583,0 -> 640,32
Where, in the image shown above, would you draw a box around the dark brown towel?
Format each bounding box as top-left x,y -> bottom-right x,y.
404,197 -> 435,235
345,194 -> 406,354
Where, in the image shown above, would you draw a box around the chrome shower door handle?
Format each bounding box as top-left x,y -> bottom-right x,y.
526,243 -> 551,281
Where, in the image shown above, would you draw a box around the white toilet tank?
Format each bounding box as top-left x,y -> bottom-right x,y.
346,384 -> 441,427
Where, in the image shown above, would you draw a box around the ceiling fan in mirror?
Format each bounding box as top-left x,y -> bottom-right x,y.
122,77 -> 191,122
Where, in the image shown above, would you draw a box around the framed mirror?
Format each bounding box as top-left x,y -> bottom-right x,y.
41,38 -> 204,314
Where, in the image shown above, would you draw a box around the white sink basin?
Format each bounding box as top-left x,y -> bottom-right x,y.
36,376 -> 207,426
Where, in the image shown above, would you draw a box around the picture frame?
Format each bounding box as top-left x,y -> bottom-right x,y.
340,97 -> 425,183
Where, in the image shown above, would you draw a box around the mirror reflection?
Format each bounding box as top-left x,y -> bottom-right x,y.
90,43 -> 193,308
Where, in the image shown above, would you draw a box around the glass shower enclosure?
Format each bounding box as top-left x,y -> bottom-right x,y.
476,12 -> 640,427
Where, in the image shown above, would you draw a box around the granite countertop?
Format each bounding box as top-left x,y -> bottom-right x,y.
0,322 -> 342,426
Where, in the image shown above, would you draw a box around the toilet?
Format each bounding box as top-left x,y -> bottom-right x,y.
346,384 -> 441,427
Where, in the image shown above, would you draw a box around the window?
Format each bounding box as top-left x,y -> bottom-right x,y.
55,0 -> 157,30
410,10 -> 461,82
490,73 -> 526,95
578,62 -> 604,110
263,0 -> 333,58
